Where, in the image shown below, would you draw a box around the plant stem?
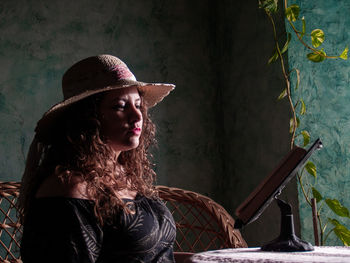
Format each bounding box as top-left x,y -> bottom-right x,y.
324,227 -> 335,244
317,212 -> 324,245
297,173 -> 311,206
266,10 -> 297,149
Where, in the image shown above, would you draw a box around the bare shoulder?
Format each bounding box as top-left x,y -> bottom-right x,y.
35,173 -> 89,199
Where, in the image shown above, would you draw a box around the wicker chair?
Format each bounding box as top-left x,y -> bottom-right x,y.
156,185 -> 247,252
0,182 -> 246,262
0,181 -> 22,263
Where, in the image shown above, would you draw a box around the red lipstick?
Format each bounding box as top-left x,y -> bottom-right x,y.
131,127 -> 141,135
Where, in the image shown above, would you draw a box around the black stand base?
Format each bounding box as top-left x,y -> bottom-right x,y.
261,234 -> 314,252
261,199 -> 314,252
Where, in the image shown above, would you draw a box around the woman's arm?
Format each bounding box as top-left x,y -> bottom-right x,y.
21,198 -> 102,263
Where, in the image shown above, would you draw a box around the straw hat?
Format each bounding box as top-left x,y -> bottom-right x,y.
35,54 -> 175,135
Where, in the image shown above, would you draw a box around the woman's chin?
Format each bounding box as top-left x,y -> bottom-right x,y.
110,139 -> 140,152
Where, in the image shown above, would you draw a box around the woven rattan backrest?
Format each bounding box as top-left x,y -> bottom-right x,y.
156,185 -> 247,252
0,182 -> 247,259
0,182 -> 22,262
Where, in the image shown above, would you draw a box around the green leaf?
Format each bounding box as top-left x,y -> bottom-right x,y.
289,117 -> 300,134
329,218 -> 350,246
294,68 -> 300,90
305,161 -> 317,178
277,88 -> 287,100
301,130 -> 310,146
329,218 -> 340,226
312,187 -> 323,203
268,49 -> 279,64
285,4 -> 300,22
300,99 -> 306,115
311,29 -> 325,48
259,0 -> 278,13
307,49 -> 326,63
340,46 -> 349,60
334,227 -> 350,246
326,199 -> 350,218
301,17 -> 306,38
281,33 -> 292,54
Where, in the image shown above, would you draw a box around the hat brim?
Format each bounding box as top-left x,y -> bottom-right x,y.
35,80 -> 175,135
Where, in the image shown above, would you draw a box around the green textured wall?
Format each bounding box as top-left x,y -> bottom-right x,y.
287,0 -> 350,245
0,0 -> 220,189
0,1 -> 293,246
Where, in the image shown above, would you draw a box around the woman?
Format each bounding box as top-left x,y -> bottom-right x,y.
19,55 -> 179,262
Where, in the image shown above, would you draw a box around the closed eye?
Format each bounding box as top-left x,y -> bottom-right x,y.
112,103 -> 125,110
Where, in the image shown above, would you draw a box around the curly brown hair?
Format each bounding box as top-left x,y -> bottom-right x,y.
19,91 -> 157,224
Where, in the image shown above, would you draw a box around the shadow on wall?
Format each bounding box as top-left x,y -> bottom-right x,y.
0,0 -> 291,246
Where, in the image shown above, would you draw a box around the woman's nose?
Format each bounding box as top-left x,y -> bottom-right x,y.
129,105 -> 142,123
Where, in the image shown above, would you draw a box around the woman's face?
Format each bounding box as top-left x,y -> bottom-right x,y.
99,86 -> 143,153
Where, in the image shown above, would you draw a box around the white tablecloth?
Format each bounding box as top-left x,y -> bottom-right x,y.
189,246 -> 350,263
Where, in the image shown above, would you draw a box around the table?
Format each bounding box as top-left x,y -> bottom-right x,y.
189,246 -> 350,263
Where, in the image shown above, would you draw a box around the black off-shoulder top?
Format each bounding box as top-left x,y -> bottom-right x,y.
20,195 -> 176,263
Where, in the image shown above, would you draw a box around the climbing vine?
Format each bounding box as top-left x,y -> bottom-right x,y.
259,0 -> 350,245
